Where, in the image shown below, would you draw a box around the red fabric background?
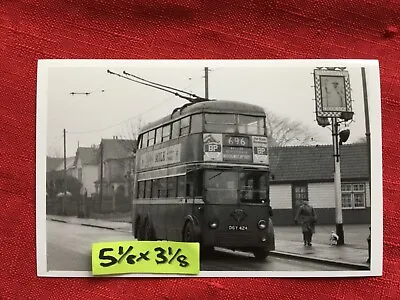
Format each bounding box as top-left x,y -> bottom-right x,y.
0,0 -> 399,299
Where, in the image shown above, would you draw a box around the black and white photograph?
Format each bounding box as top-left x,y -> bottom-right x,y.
36,59 -> 383,277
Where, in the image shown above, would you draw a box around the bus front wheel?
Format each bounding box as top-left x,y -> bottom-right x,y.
252,248 -> 269,261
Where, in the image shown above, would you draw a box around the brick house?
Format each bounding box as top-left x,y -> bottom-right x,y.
269,142 -> 370,225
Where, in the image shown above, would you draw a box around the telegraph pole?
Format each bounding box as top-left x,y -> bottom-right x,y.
361,67 -> 371,200
205,67 -> 209,100
63,128 -> 67,215
99,141 -> 104,213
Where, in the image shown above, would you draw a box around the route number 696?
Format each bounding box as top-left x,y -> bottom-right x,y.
228,137 -> 247,146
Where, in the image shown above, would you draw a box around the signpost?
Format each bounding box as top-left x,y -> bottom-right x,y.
313,67 -> 354,246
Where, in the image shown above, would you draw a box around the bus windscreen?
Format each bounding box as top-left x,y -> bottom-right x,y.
205,170 -> 268,204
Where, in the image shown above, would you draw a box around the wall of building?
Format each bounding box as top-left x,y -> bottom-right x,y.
269,181 -> 371,226
82,165 -> 97,195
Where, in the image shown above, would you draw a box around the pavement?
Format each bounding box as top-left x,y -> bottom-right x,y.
46,214 -> 370,270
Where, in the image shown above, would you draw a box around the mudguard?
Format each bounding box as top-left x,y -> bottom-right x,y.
268,218 -> 276,251
183,214 -> 201,242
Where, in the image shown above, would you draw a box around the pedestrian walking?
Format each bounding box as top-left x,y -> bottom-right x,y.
294,198 -> 317,246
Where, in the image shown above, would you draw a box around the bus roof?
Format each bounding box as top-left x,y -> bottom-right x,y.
140,100 -> 266,133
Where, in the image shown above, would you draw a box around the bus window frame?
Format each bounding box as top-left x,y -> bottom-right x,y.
145,180 -> 152,198
167,176 -> 178,198
180,116 -> 190,136
162,124 -> 171,142
237,115 -> 266,135
204,113 -> 266,135
138,134 -> 143,149
148,130 -> 155,147
171,120 -> 180,139
142,132 -> 149,149
155,127 -> 162,144
190,113 -> 203,134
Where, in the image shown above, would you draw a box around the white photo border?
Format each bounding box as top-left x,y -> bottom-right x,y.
36,59 -> 383,278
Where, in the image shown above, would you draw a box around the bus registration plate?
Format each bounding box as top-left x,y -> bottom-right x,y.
228,225 -> 248,231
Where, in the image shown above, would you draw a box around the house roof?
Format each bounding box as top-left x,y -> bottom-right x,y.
46,157 -> 64,172
269,142 -> 369,182
101,138 -> 136,161
74,147 -> 98,166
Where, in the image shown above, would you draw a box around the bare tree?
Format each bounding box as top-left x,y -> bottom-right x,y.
265,110 -> 320,147
47,146 -> 63,158
118,119 -> 140,152
355,136 -> 367,143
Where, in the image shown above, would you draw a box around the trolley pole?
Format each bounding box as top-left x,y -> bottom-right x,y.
332,118 -> 344,245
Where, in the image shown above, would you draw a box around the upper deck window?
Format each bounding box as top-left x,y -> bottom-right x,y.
162,125 -> 171,142
142,132 -> 148,149
148,130 -> 155,146
155,127 -> 162,144
171,120 -> 180,139
204,113 -> 265,134
180,116 -> 190,136
238,115 -> 265,135
205,113 -> 236,133
191,114 -> 203,133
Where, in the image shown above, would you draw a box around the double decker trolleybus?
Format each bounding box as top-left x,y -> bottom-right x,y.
132,100 -> 275,260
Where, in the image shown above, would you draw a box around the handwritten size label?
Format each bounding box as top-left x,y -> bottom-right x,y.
92,241 -> 199,275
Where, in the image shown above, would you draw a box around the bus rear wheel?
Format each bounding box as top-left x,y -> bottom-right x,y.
253,248 -> 269,261
143,219 -> 155,241
183,222 -> 195,242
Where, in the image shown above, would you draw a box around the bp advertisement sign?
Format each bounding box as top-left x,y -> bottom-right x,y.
252,136 -> 269,164
203,133 -> 223,161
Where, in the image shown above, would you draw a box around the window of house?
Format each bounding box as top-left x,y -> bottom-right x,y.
190,114 -> 202,133
341,183 -> 366,209
155,127 -> 162,144
180,116 -> 190,136
292,183 -> 308,210
162,125 -> 171,142
148,130 -> 155,147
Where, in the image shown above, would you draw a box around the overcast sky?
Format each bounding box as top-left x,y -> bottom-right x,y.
43,60 -> 379,158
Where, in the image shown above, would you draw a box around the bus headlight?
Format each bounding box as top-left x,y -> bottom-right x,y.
209,221 -> 218,229
258,220 -> 267,230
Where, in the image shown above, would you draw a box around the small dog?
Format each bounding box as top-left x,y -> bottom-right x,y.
329,231 -> 339,245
